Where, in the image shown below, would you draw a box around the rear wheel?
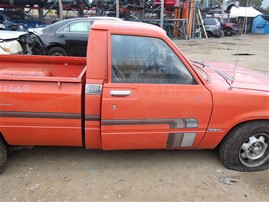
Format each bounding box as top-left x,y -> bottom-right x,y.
0,137 -> 7,173
48,46 -> 68,56
206,31 -> 212,38
219,121 -> 269,171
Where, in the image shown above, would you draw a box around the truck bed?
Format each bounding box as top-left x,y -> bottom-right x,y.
0,55 -> 87,146
0,55 -> 87,82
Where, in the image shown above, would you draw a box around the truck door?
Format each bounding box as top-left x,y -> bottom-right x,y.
101,34 -> 212,150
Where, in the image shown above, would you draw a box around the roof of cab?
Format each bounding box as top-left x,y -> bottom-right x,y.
91,20 -> 167,37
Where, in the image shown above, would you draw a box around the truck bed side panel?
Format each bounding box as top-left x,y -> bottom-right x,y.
0,55 -> 86,78
0,79 -> 84,146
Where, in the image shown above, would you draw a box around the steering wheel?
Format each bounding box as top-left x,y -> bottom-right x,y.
140,50 -> 159,74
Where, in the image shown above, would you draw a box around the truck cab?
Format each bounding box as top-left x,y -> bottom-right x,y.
84,22 -> 212,150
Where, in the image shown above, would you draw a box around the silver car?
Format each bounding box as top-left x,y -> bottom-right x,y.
203,18 -> 224,38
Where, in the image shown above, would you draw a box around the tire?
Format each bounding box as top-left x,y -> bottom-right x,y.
219,121 -> 269,172
206,31 -> 212,38
0,136 -> 7,174
48,47 -> 68,56
224,28 -> 233,36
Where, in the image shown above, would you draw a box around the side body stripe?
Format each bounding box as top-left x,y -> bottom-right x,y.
1,112 -> 197,148
0,111 -> 100,121
102,118 -> 198,148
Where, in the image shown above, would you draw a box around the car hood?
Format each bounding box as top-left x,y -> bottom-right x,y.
9,21 -> 46,31
205,62 -> 269,92
28,27 -> 44,35
0,30 -> 28,41
10,20 -> 41,24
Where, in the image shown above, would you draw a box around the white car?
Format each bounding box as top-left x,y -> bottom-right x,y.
0,30 -> 31,54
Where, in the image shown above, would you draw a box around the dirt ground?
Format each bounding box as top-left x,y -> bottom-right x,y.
1,34 -> 268,202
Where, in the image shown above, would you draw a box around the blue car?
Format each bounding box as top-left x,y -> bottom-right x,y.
0,11 -> 47,31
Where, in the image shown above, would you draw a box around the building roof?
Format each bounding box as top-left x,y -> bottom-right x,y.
229,7 -> 262,18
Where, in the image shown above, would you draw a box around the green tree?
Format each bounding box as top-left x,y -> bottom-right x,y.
257,7 -> 269,14
227,0 -> 263,7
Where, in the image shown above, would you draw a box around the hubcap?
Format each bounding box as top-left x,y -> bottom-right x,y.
239,134 -> 268,167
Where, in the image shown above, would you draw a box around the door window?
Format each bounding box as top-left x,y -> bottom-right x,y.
111,35 -> 196,84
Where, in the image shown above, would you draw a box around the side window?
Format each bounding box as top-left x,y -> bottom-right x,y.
58,21 -> 92,33
111,35 -> 196,84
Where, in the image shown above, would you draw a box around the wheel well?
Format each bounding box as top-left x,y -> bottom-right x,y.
218,119 -> 269,148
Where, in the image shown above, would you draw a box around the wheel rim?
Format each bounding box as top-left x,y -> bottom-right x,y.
239,133 -> 268,167
53,51 -> 65,56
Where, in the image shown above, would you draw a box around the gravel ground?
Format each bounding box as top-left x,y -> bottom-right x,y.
175,34 -> 269,74
1,34 -> 268,202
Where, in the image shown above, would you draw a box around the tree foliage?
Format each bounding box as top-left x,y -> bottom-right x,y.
227,0 -> 263,7
257,7 -> 269,14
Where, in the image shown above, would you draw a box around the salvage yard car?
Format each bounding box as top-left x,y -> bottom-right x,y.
204,17 -> 223,37
30,17 -> 122,56
0,21 -> 268,173
0,10 -> 46,31
223,21 -> 241,36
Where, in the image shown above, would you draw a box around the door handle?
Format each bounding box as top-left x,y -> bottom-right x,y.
58,34 -> 65,38
110,90 -> 132,97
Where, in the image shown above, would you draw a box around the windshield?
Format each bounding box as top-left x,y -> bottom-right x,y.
4,12 -> 38,22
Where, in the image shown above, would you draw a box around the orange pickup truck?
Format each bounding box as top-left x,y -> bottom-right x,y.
0,21 -> 268,173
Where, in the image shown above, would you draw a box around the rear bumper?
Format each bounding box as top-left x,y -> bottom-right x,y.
213,29 -> 224,37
